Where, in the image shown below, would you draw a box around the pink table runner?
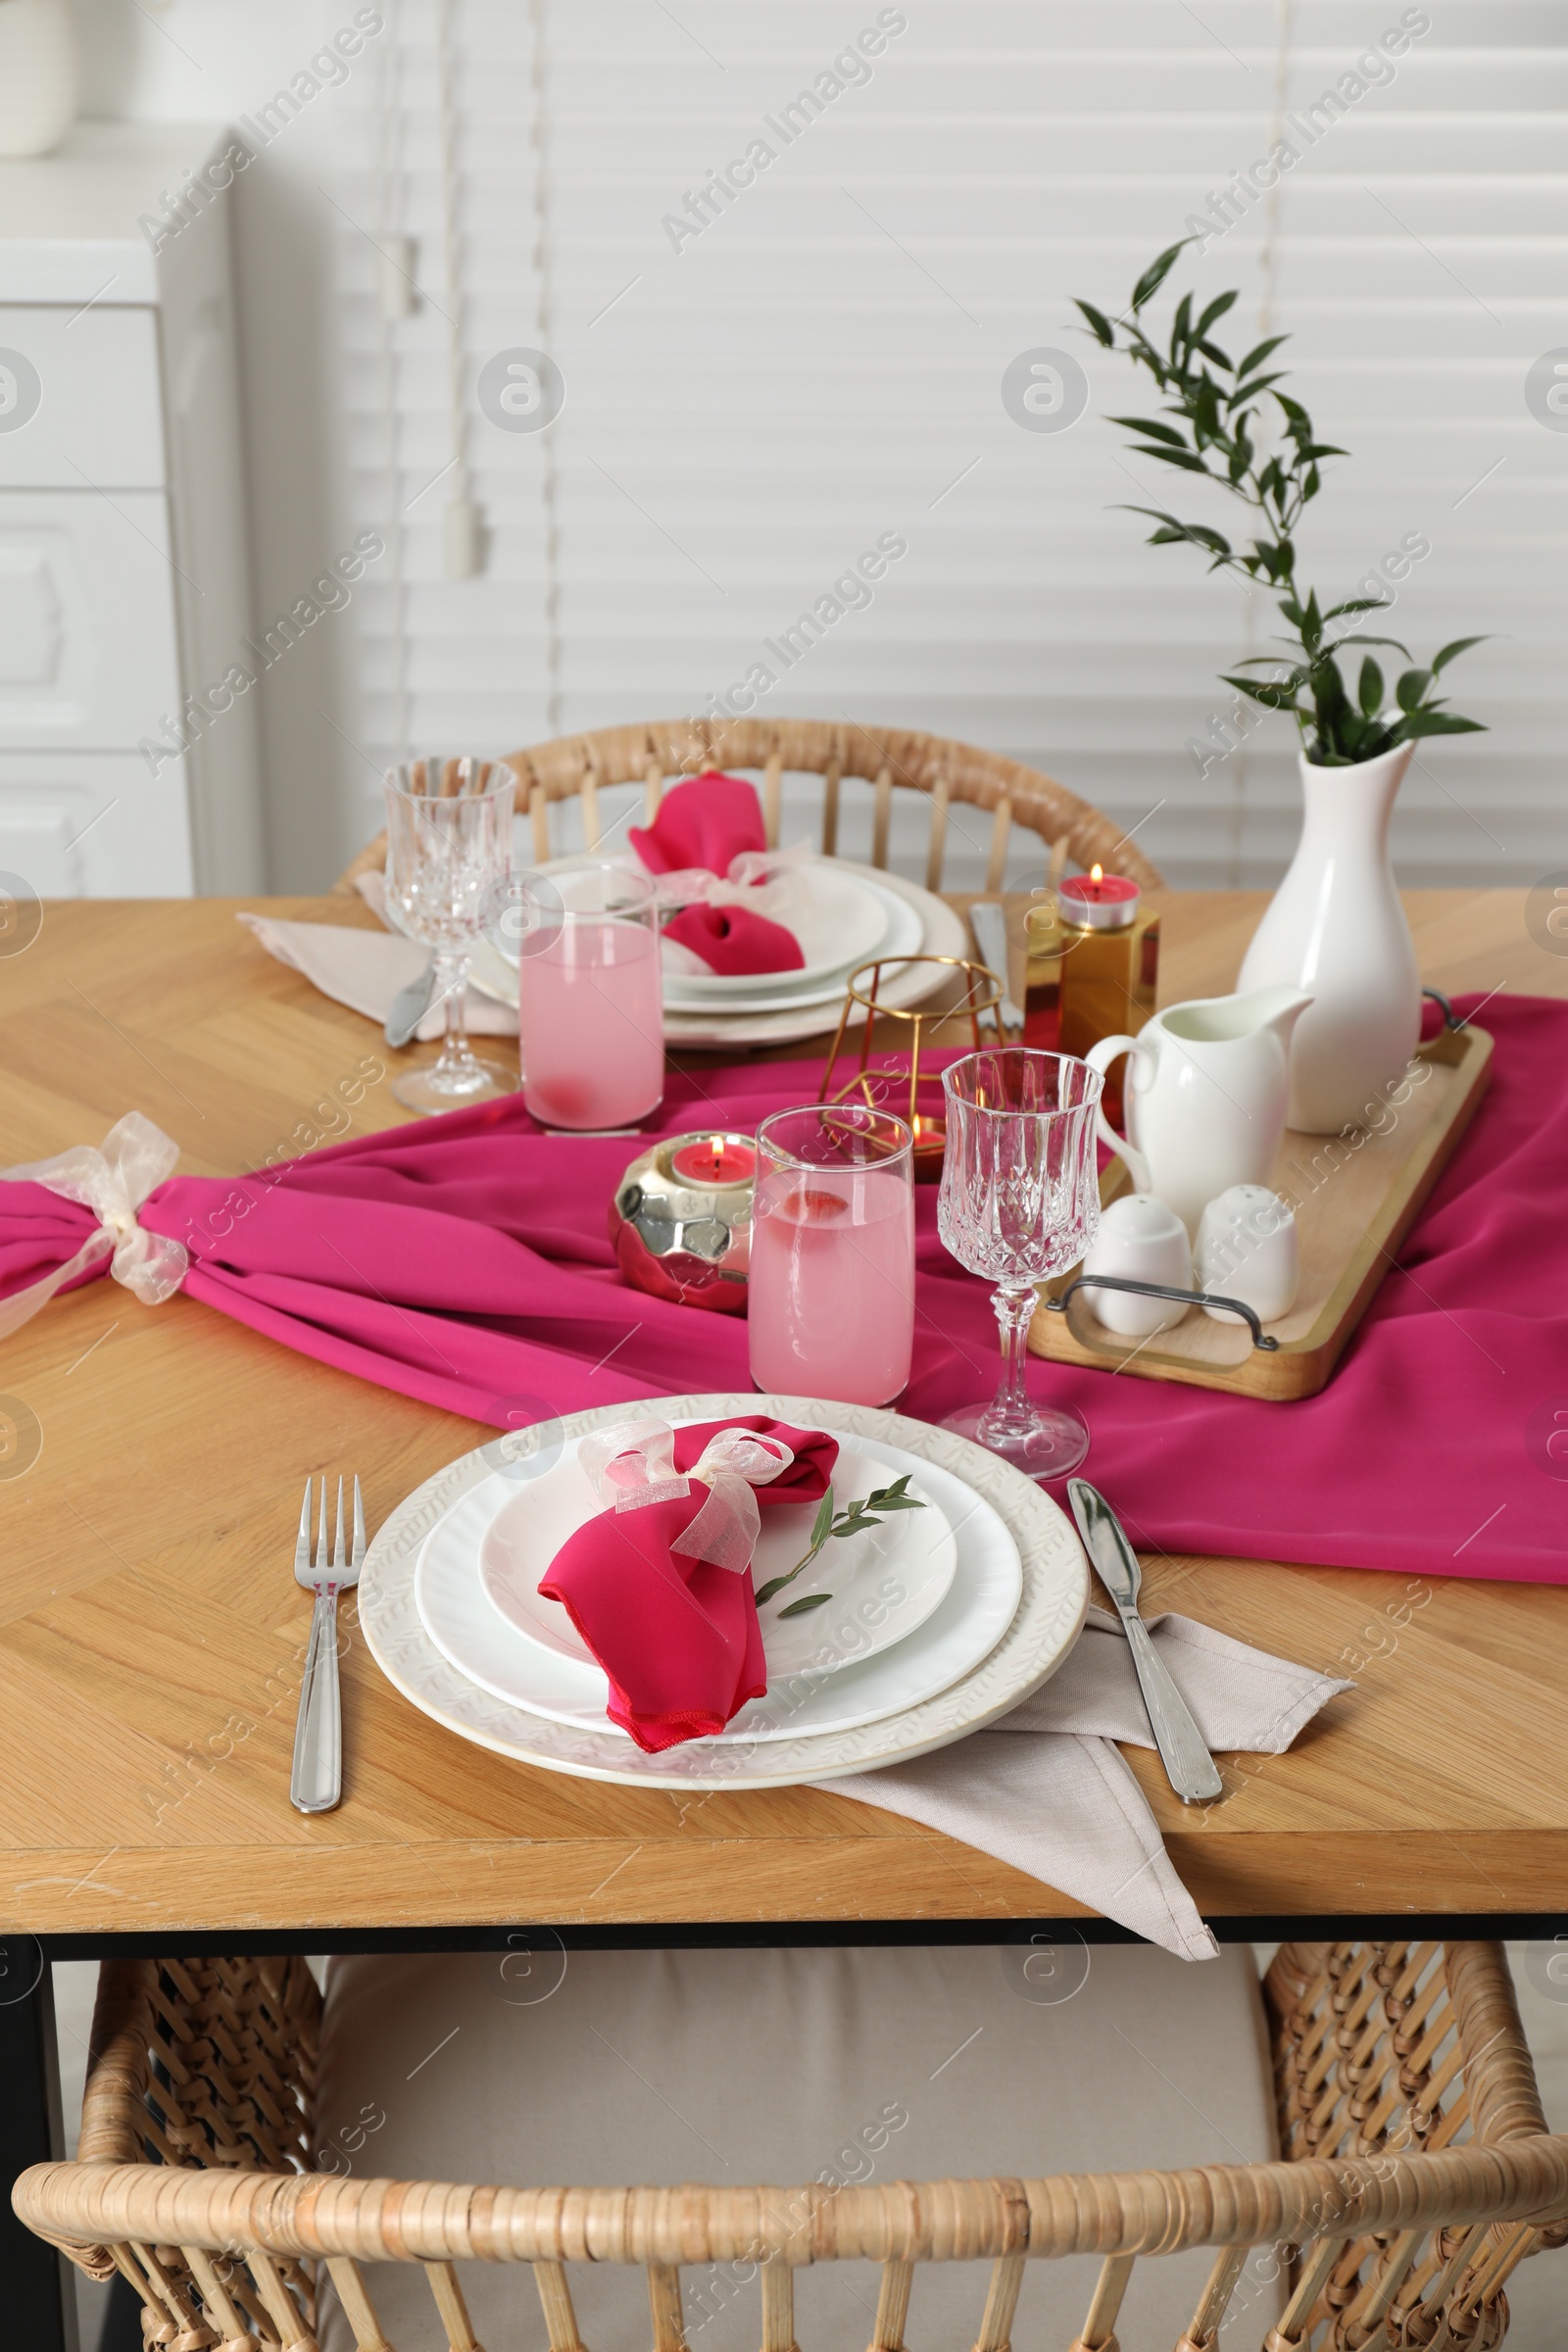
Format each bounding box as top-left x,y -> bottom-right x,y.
3,993 -> 1560,1583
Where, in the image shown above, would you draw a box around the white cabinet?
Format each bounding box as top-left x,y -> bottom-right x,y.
0,304 -> 165,488
0,125 -> 263,895
0,753 -> 192,894
0,487 -> 183,745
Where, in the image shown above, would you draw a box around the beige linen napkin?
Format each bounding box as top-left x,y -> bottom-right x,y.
236,909 -> 516,1040
820,1605 -> 1352,1961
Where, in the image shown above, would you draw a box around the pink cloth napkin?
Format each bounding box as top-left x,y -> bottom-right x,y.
1,991 -> 1564,1584
662,900 -> 805,976
539,1417 -> 839,1751
630,770 -> 805,977
628,770 -> 767,874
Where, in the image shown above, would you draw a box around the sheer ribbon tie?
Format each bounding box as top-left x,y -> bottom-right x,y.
0,1111 -> 189,1339
577,1416 -> 797,1574
646,846 -> 811,923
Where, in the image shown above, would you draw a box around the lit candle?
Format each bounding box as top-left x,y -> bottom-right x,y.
669,1133 -> 758,1186
1058,863 -> 1141,932
910,1112 -> 947,1180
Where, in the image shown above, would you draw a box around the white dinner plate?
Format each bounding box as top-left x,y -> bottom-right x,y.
360,1392 -> 1089,1789
468,864 -> 923,1018
467,864 -> 967,1049
661,867 -> 970,1050
472,854 -> 890,1003
663,861 -> 896,1001
661,884 -> 924,1014
409,1434 -> 1014,1745
476,1430 -> 956,1679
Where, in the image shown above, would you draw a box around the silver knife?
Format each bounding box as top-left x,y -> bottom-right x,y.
1066,1479 -> 1223,1803
968,899 -> 1023,1038
385,956 -> 437,1049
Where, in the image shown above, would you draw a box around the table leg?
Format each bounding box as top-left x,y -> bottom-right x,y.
0,1940 -> 72,2350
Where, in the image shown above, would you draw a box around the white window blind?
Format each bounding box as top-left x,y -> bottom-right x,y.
338,0 -> 1568,887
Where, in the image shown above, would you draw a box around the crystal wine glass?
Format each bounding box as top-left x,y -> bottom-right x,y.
937,1048 -> 1102,1480
382,756 -> 515,1114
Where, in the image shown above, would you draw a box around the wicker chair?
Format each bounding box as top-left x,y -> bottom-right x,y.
14,1942 -> 1568,2352
333,719 -> 1165,899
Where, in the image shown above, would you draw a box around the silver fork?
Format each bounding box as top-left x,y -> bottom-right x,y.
290,1475 -> 365,1815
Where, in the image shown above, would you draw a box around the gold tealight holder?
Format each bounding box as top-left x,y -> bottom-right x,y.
819,956 -> 1004,1180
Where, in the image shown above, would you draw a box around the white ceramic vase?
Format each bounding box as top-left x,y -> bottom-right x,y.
0,0 -> 78,159
1238,741 -> 1421,1135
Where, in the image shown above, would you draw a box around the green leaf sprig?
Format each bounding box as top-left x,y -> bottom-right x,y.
1075,239 -> 1488,766
754,1477 -> 927,1618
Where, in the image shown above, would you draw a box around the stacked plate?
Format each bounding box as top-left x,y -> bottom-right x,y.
468,858 -> 972,1051
359,1393 -> 1091,1791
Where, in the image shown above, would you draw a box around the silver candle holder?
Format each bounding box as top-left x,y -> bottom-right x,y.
608,1130 -> 757,1313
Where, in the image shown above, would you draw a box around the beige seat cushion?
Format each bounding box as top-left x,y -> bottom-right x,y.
318,1944 -> 1284,2352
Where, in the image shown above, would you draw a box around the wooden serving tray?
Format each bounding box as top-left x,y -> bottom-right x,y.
1027,1021 -> 1493,1400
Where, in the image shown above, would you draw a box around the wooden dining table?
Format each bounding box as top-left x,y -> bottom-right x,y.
3,881 -> 1564,1938
2,882 -> 1565,2340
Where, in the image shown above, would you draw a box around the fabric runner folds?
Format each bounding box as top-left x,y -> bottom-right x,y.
0,993 -> 1561,1584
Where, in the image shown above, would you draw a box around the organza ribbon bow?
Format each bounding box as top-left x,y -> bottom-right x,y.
577,1415 -> 796,1573
0,1111 -> 189,1340
646,846 -> 811,922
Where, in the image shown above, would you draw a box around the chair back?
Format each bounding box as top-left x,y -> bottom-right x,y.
335,717 -> 1163,897
13,1941 -> 1568,2352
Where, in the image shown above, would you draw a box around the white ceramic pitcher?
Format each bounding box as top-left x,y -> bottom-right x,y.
1085,986 -> 1313,1236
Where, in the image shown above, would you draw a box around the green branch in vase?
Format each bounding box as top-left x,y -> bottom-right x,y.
1073,237 -> 1488,766
754,1478 -> 927,1618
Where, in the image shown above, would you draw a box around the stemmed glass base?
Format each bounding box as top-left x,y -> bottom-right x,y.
392,1048 -> 515,1115
940,1396 -> 1090,1481
390,950 -> 515,1115
941,1280 -> 1090,1482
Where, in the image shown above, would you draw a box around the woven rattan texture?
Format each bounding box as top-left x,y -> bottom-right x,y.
332,716 -> 1165,896
14,1942 -> 1568,2352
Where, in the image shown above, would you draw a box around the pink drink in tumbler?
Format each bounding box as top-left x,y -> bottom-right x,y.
519,863 -> 663,1130
748,1108 -> 915,1406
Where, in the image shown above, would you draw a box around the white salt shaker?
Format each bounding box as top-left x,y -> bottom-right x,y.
1198,1185 -> 1298,1325
1081,1193 -> 1193,1336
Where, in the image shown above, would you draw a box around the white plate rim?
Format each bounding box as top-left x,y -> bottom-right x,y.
413,1430 -> 1015,1741
360,1392 -> 1090,1790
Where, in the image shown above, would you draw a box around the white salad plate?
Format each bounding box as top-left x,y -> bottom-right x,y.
409,1432 -> 1007,1745
660,869 -> 969,1050
662,860 -> 896,1001
475,1430 -> 956,1679
660,885 -> 925,1014
470,853 -> 887,1003
467,864 -> 967,1050
360,1393 -> 1090,1790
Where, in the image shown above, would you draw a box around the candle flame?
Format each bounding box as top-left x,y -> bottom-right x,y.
710,1135 -> 723,1157
1090,862 -> 1103,884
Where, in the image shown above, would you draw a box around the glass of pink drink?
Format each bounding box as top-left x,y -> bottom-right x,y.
517,859 -> 663,1130
749,1104 -> 915,1407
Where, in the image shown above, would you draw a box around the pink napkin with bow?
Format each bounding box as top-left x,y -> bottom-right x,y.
539,1415 -> 839,1750
630,771 -> 806,977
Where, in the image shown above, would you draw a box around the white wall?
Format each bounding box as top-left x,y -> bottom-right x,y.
76,0 -> 371,887
73,0 -> 1568,895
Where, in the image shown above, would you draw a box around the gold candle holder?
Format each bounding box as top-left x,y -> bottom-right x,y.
1023,873 -> 1159,1129
819,956 -> 1004,1180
